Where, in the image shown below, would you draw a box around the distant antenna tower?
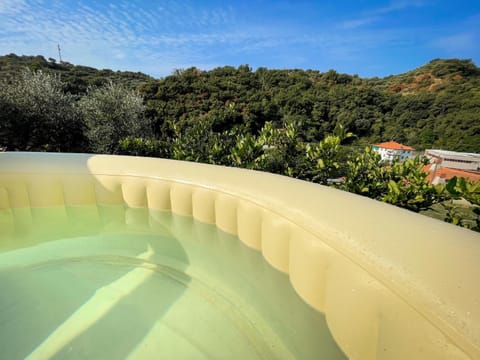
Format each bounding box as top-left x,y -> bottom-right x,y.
57,44 -> 62,63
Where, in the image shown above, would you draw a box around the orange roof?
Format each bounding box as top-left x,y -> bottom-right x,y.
373,141 -> 414,150
423,165 -> 480,183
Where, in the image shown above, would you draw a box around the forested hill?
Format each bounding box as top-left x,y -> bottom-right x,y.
0,54 -> 153,93
1,54 -> 479,152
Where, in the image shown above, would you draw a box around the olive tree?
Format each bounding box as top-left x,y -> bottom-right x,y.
79,81 -> 150,153
0,69 -> 84,151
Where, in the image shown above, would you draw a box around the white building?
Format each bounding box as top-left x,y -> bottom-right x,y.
424,149 -> 480,171
372,141 -> 415,162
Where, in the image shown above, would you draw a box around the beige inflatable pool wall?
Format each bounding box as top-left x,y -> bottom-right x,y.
1,152 -> 479,359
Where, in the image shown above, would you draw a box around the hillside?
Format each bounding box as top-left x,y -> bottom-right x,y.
380,58 -> 480,93
0,54 -> 479,152
137,59 -> 480,152
0,54 -> 153,94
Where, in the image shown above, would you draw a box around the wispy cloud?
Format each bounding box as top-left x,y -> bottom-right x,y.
0,0 -> 409,76
432,32 -> 478,55
433,32 -> 478,54
370,0 -> 427,15
0,0 -> 245,75
339,0 -> 428,30
340,16 -> 380,30
429,11 -> 480,58
0,0 -> 27,14
0,0 -> 478,77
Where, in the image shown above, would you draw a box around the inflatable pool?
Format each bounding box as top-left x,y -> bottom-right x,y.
0,152 -> 479,359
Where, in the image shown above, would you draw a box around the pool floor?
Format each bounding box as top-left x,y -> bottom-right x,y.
0,205 -> 345,359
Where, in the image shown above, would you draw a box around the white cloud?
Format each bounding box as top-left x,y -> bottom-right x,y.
0,0 -> 27,14
0,0 -> 476,78
371,0 -> 427,15
0,0 -> 399,76
338,0 -> 428,30
340,16 -> 380,29
432,32 -> 477,54
428,12 -> 480,57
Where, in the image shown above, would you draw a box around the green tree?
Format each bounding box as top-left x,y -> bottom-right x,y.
79,81 -> 149,153
229,131 -> 264,169
169,117 -> 232,164
382,157 -> 443,211
305,124 -> 355,184
254,120 -> 305,177
0,69 -> 85,151
341,146 -> 388,197
421,177 -> 480,231
117,137 -> 168,158
343,149 -> 444,212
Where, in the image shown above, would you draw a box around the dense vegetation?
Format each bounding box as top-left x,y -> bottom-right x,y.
0,54 -> 152,94
0,54 -> 479,231
2,54 -> 479,152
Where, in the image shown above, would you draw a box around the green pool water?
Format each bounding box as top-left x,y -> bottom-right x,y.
0,205 -> 346,359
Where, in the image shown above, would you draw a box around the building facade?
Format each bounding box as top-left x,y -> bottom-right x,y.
423,149 -> 480,184
424,149 -> 480,171
372,141 -> 415,162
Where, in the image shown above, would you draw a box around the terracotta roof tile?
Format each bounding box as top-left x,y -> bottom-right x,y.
373,141 -> 414,151
423,165 -> 480,183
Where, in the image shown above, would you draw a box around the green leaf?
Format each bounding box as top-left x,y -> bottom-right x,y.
446,177 -> 461,197
457,177 -> 467,192
388,180 -> 400,195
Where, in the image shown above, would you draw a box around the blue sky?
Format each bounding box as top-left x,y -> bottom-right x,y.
0,0 -> 479,78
